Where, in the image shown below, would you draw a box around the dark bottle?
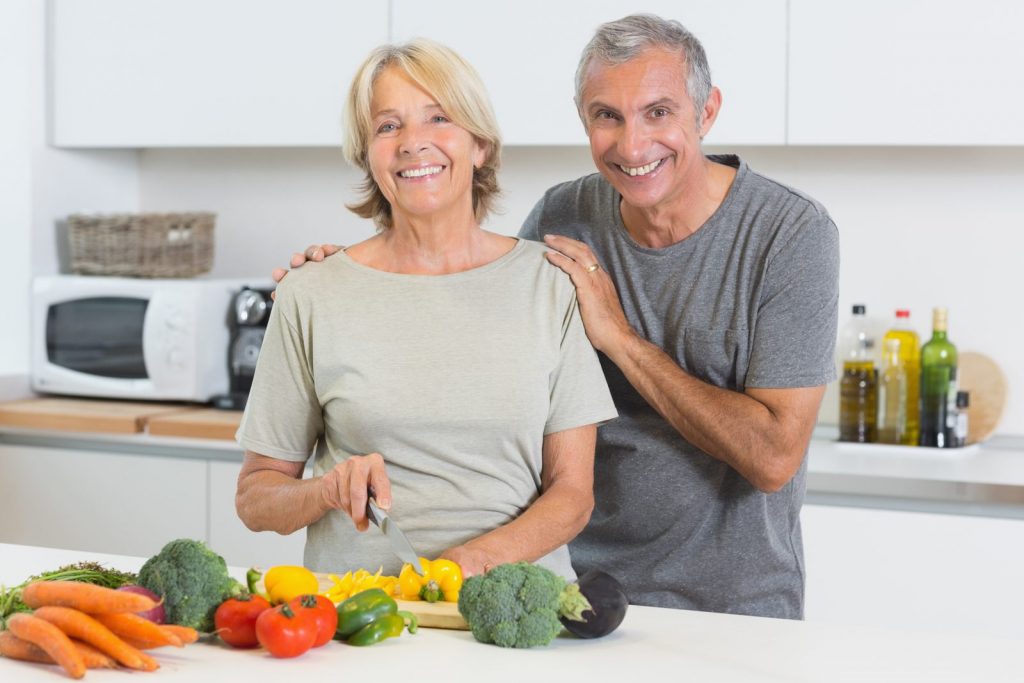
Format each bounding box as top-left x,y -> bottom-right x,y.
838,304 -> 878,442
919,307 -> 959,447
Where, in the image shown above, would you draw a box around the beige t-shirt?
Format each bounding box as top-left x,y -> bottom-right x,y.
236,238 -> 617,578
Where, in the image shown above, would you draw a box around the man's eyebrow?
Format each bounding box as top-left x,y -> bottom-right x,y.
585,96 -> 679,115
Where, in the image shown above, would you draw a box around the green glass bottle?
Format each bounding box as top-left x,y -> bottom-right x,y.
919,307 -> 958,448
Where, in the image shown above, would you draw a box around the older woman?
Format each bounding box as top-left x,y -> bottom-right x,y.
234,39 -> 616,579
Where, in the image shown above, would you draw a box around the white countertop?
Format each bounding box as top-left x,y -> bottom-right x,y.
0,543 -> 1019,682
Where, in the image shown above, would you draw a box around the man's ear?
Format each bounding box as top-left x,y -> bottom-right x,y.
699,86 -> 722,138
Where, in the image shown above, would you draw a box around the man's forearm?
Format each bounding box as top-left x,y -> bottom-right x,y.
236,469 -> 330,535
606,331 -> 806,492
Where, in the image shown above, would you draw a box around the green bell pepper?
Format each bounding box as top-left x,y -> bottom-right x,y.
347,611 -> 418,646
335,588 -> 398,639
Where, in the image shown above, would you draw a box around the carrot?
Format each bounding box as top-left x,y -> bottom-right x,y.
94,612 -> 183,648
0,630 -> 55,665
6,613 -> 86,679
0,632 -> 116,669
70,639 -> 118,669
22,580 -> 158,614
32,605 -> 158,671
161,623 -> 200,644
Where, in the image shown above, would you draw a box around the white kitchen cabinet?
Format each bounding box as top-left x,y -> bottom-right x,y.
802,504 -> 1024,639
789,1 -> 1024,145
350,1 -> 788,146
0,444 -> 206,558
51,0 -> 388,147
207,460 -> 306,569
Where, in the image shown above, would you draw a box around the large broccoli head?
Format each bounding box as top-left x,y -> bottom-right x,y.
457,561 -> 588,648
137,539 -> 243,632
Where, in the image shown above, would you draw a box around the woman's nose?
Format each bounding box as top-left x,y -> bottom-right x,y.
398,126 -> 429,156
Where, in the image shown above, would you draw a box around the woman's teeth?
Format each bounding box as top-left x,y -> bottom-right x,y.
399,166 -> 443,178
618,159 -> 662,177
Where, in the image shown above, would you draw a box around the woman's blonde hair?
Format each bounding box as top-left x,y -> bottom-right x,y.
343,39 -> 502,230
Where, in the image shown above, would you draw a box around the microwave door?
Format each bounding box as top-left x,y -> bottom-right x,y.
46,297 -> 149,379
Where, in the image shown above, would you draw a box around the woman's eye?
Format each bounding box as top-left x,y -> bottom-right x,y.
377,122 -> 398,134
431,114 -> 450,124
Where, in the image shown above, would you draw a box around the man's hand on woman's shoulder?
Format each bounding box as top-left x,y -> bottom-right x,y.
271,243 -> 343,299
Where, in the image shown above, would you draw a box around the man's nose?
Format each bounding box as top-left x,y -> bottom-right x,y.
617,118 -> 649,162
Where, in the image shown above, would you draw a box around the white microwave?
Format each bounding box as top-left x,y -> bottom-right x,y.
32,275 -> 263,402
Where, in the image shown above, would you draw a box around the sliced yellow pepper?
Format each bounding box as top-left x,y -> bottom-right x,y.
263,565 -> 321,604
398,557 -> 463,602
324,567 -> 399,603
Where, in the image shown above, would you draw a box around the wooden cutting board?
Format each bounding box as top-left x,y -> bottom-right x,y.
147,408 -> 243,440
0,398 -> 194,434
255,571 -> 468,630
959,351 -> 1008,444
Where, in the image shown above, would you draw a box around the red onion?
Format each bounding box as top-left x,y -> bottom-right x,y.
117,584 -> 166,624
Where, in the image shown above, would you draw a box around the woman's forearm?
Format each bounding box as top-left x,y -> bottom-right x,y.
461,480 -> 594,567
235,453 -> 328,535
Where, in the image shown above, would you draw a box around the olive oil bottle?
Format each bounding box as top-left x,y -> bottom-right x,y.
919,307 -> 959,447
838,304 -> 878,442
880,309 -> 921,445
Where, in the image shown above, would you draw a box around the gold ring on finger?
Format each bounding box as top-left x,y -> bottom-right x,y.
584,263 -> 601,273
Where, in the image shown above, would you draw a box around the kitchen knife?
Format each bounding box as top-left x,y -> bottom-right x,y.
366,496 -> 423,571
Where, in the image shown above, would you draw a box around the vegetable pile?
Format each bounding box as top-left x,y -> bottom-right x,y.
0,562 -> 137,629
457,562 -> 628,648
0,580 -> 198,679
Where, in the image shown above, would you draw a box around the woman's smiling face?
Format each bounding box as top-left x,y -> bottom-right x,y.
367,66 -> 485,226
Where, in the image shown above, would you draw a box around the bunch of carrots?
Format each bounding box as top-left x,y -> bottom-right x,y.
0,580 -> 198,679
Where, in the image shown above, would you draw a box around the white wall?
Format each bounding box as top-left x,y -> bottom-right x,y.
138,144 -> 1024,436
0,0 -> 34,376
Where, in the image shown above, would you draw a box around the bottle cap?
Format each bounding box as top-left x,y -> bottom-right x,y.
852,304 -> 866,315
895,309 -> 910,318
956,391 -> 970,408
933,307 -> 948,331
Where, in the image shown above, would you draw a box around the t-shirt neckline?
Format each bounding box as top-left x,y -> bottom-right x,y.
335,237 -> 524,281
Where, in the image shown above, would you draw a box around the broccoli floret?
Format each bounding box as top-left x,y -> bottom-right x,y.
457,562 -> 591,648
137,539 -> 243,632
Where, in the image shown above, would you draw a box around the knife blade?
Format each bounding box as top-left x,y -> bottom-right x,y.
366,496 -> 423,570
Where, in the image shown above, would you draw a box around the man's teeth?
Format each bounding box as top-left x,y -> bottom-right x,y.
399,166 -> 443,178
619,160 -> 662,177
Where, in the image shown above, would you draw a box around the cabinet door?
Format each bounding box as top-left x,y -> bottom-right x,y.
207,460 -> 306,569
801,504 -> 1024,638
789,1 -> 1024,145
0,445 -> 206,558
391,1 -> 787,145
52,0 -> 388,147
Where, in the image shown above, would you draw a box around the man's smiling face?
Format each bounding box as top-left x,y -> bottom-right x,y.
580,48 -> 714,214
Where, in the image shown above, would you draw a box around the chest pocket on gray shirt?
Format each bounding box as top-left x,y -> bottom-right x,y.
681,327 -> 748,392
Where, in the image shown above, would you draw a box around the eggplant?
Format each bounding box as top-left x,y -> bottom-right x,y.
560,569 -> 628,639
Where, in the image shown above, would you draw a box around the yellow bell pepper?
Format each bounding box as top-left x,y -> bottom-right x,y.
324,568 -> 399,603
263,565 -> 320,604
398,557 -> 463,603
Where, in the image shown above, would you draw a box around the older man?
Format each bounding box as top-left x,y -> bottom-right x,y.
518,14 -> 838,619
279,14 -> 838,619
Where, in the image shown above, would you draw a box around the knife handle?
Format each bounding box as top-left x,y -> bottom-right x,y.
366,488 -> 383,527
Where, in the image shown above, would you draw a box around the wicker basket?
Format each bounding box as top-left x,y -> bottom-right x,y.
68,212 -> 215,278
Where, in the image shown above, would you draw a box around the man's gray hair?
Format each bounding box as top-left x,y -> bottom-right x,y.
575,14 -> 713,122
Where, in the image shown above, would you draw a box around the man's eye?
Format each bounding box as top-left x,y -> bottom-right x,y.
651,108 -> 670,118
594,111 -> 616,121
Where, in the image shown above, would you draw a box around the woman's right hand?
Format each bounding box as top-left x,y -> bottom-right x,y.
319,452 -> 392,532
271,243 -> 343,298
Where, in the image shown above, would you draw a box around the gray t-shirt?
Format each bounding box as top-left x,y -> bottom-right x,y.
236,238 -> 617,579
521,155 -> 839,617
